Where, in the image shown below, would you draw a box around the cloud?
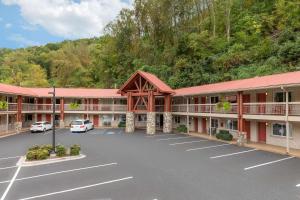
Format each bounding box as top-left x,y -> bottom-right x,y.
1,0 -> 132,39
8,34 -> 40,47
4,23 -> 12,28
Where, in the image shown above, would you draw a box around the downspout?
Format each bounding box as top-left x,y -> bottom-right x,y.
281,86 -> 289,154
6,96 -> 8,133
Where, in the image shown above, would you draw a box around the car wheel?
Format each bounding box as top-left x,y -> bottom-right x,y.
43,128 -> 46,133
85,128 -> 87,133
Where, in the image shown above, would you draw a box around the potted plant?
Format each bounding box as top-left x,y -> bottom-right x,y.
216,97 -> 232,112
0,101 -> 8,110
69,102 -> 80,110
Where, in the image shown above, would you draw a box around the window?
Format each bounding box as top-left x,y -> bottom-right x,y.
225,119 -> 238,130
210,96 -> 219,104
138,115 -> 146,122
211,119 -> 218,128
274,92 -> 292,102
174,116 -> 181,124
272,123 -> 292,137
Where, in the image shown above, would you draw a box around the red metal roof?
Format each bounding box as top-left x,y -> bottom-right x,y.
1,71 -> 300,98
175,71 -> 300,96
0,83 -> 36,96
118,70 -> 174,94
30,88 -> 121,98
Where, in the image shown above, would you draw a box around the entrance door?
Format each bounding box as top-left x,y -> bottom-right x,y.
202,118 -> 207,133
244,121 -> 251,140
37,114 -> 42,121
46,114 -> 51,122
93,115 -> 99,127
194,117 -> 198,132
258,122 -> 266,143
257,93 -> 266,114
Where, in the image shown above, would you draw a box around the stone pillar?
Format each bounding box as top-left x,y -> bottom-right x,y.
163,112 -> 172,133
147,112 -> 156,134
126,112 -> 135,133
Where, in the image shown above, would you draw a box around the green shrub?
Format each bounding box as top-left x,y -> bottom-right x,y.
216,130 -> 233,141
26,150 -> 37,161
176,125 -> 187,133
41,144 -> 52,154
36,149 -> 49,160
70,144 -> 81,156
118,121 -> 126,128
28,145 -> 40,151
56,145 -> 66,157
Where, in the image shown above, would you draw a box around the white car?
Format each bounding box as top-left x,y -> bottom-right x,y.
70,119 -> 94,133
30,121 -> 52,133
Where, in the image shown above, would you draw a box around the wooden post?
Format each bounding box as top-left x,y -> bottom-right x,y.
60,98 -> 64,121
17,95 -> 22,123
127,92 -> 132,112
148,91 -> 154,112
237,91 -> 244,133
164,95 -> 171,112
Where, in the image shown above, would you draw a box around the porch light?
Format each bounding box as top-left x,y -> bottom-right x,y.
265,92 -> 268,96
265,122 -> 269,126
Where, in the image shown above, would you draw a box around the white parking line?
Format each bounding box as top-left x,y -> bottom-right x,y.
18,176 -> 133,200
0,166 -> 17,170
157,136 -> 190,141
0,162 -> 118,184
169,140 -> 208,145
244,156 -> 295,171
295,183 -> 300,187
146,133 -> 178,138
1,165 -> 21,200
186,143 -> 231,151
210,149 -> 257,159
0,156 -> 21,161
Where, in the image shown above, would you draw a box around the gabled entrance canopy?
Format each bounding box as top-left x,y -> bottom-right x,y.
118,70 -> 174,112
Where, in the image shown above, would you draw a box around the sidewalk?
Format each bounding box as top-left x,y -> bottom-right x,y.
188,132 -> 300,158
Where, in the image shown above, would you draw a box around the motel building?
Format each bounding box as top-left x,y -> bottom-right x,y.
1,70 -> 300,151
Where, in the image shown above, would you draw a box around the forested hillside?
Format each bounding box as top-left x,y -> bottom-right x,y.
0,0 -> 299,89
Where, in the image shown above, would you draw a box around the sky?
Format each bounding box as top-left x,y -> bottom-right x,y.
0,0 -> 132,49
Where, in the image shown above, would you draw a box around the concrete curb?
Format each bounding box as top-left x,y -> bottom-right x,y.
17,154 -> 86,167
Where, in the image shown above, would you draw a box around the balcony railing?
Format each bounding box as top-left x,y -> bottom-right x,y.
172,103 -> 238,114
243,102 -> 300,116
0,103 -> 18,112
22,104 -> 60,112
64,104 -> 127,112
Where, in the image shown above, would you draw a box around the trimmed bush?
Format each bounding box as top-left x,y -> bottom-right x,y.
176,124 -> 187,133
28,145 -> 40,151
26,150 -> 37,161
56,145 -> 66,157
118,121 -> 126,128
36,149 -> 49,160
70,144 -> 81,156
41,144 -> 52,155
216,130 -> 233,141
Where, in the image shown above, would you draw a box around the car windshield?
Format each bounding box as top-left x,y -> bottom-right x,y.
71,121 -> 83,125
33,122 -> 43,125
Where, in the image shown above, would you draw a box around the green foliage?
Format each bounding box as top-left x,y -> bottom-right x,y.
1,0 -> 300,88
176,125 -> 187,133
70,144 -> 81,156
69,102 -> 80,110
56,145 -> 66,157
216,98 -> 232,112
118,121 -> 126,128
0,101 -> 8,110
216,130 -> 233,141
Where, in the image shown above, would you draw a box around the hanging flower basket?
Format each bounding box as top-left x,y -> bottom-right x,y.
69,102 -> 80,110
0,101 -> 8,110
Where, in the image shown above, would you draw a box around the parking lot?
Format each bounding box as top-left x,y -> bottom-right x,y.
0,129 -> 300,200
